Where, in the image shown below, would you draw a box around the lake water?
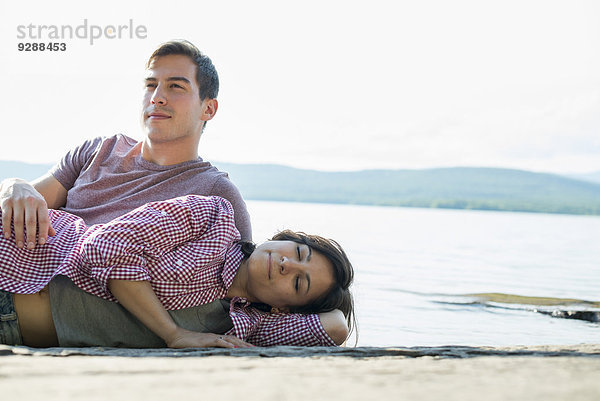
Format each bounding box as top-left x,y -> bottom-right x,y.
246,200 -> 600,347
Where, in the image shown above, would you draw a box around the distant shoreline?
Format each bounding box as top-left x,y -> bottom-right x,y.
2,160 -> 600,217
244,196 -> 600,216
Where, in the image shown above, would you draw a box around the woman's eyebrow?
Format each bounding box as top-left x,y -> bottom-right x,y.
305,246 -> 312,294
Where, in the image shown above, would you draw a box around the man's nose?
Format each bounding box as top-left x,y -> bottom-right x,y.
151,86 -> 167,105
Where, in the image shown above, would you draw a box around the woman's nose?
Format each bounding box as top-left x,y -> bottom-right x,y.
280,257 -> 300,274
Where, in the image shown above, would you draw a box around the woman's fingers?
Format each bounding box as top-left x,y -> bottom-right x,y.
167,330 -> 255,349
216,334 -> 255,348
215,335 -> 234,348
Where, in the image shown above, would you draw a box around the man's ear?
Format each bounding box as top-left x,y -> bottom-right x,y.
201,98 -> 218,121
270,306 -> 290,314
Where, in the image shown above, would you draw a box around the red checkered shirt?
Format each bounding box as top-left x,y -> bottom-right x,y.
0,195 -> 335,346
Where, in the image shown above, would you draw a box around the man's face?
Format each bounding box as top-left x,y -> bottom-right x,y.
141,54 -> 214,144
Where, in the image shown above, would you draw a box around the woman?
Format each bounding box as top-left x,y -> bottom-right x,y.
0,195 -> 354,348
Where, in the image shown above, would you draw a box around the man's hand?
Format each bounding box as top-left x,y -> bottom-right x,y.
0,178 -> 56,249
166,328 -> 255,349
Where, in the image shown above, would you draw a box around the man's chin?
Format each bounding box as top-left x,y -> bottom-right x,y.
143,130 -> 171,143
144,126 -> 167,137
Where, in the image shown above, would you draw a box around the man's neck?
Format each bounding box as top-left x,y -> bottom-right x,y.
140,136 -> 199,166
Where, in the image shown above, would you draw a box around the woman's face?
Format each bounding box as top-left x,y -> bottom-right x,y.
244,240 -> 335,311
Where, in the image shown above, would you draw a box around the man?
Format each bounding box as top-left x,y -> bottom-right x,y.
1,40 -> 251,249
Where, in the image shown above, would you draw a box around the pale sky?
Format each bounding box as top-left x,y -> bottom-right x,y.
1,0 -> 599,174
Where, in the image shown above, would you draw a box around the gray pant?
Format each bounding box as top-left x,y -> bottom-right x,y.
0,290 -> 23,345
49,276 -> 233,348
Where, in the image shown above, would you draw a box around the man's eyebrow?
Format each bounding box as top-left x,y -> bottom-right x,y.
144,77 -> 192,85
166,77 -> 192,85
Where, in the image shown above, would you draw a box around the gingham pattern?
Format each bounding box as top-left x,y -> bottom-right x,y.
228,301 -> 335,346
0,195 -> 335,346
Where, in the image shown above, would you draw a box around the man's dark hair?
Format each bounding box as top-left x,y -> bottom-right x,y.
146,40 -> 219,100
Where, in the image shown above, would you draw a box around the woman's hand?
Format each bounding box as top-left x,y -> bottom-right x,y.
166,328 -> 255,349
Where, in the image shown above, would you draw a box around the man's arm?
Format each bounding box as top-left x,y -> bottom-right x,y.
0,173 -> 67,249
32,173 -> 68,209
107,279 -> 253,348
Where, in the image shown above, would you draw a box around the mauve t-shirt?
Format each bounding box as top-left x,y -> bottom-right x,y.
49,134 -> 252,240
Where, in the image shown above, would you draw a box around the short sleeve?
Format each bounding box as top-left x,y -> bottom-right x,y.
50,136 -> 103,190
211,176 -> 252,241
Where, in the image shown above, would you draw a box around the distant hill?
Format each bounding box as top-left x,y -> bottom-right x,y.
567,171 -> 600,184
2,160 -> 599,216
214,163 -> 600,216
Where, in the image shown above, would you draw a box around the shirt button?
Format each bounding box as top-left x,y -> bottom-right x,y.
160,211 -> 168,216
176,260 -> 183,266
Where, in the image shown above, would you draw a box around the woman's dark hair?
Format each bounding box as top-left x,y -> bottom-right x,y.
270,230 -> 356,342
